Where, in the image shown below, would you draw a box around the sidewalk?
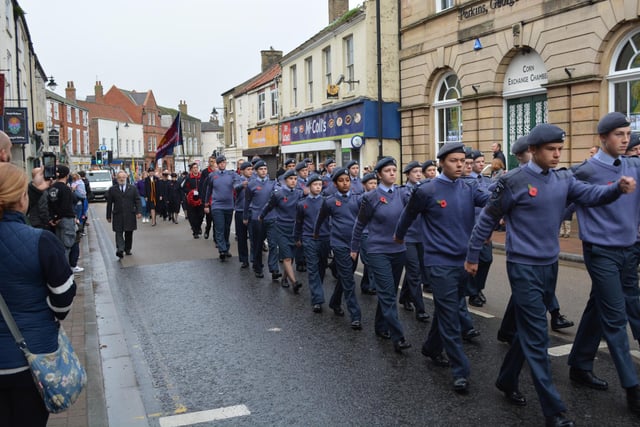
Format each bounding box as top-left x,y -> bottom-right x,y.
47,225 -> 107,427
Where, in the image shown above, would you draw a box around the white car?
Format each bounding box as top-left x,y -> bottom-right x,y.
87,170 -> 113,201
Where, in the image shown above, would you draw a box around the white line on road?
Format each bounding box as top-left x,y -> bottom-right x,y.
158,404 -> 251,427
421,292 -> 495,319
548,342 -> 608,357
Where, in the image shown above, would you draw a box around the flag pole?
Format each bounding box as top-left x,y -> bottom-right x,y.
179,114 -> 187,172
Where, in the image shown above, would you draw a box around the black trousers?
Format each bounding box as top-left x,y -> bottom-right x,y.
0,369 -> 49,427
187,205 -> 205,235
115,230 -> 133,253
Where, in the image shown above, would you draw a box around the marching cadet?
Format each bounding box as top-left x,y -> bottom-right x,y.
321,158 -> 337,195
396,142 -> 488,394
314,167 -> 362,330
294,161 -> 309,272
234,162 -> 253,268
259,170 -> 304,293
352,157 -> 411,353
358,172 -> 379,296
422,160 -> 438,179
346,160 -> 363,195
568,113 -> 640,417
397,160 -> 430,322
204,155 -> 238,261
466,122 -> 635,426
243,160 -> 280,279
200,156 -> 217,240
294,174 -> 329,312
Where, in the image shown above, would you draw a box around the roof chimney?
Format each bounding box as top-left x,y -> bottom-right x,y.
95,81 -> 104,103
178,100 -> 187,115
260,48 -> 283,72
65,81 -> 76,102
329,0 -> 349,23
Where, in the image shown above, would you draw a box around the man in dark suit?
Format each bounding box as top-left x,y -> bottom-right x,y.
106,170 -> 142,259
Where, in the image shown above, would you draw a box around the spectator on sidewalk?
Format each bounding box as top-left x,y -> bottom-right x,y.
0,131 -> 11,163
491,142 -> 506,169
47,165 -> 77,258
0,162 -> 77,427
27,167 -> 51,230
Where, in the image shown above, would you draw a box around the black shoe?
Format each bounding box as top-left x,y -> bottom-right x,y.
116,251 -> 124,259
462,328 -> 480,341
351,320 -> 362,330
281,280 -> 290,288
478,290 -> 487,303
193,233 -> 199,239
401,301 -> 415,312
421,349 -> 450,367
204,232 -> 209,239
497,330 -> 514,344
468,295 -> 484,307
271,272 -> 282,281
255,271 -> 264,278
393,339 -> 411,353
219,253 -> 226,262
551,314 -> 574,331
423,285 -> 433,293
361,288 -> 377,295
495,382 -> 527,406
293,281 -> 302,294
416,312 -> 430,322
544,413 -> 575,427
125,251 -> 132,256
569,368 -> 608,390
453,377 -> 469,394
241,262 -> 249,269
626,385 -> 640,414
312,304 -> 322,313
331,306 -> 345,317
375,330 -> 391,339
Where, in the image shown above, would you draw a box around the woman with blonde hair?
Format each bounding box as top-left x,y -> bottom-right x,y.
0,163 -> 77,426
490,157 -> 506,181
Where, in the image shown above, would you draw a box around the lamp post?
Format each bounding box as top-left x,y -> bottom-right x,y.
114,122 -> 129,169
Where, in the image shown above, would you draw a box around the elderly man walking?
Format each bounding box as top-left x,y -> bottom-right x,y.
106,171 -> 141,259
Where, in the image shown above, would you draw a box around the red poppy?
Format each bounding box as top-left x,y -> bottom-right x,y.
437,199 -> 447,208
283,197 -> 288,203
380,196 -> 388,204
256,186 -> 262,191
528,184 -> 537,197
303,204 -> 308,209
335,200 -> 342,207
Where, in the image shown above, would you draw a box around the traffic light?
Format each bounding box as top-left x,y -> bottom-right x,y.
107,150 -> 113,165
96,151 -> 103,165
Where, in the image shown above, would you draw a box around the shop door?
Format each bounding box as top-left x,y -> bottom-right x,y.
505,94 -> 547,169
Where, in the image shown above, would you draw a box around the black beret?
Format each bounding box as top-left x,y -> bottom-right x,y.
331,167 -> 349,182
284,158 -> 296,167
362,172 -> 377,183
307,173 -> 322,184
511,136 -> 529,155
295,161 -> 308,172
527,123 -> 565,146
464,147 -> 474,159
215,155 -> 226,163
345,160 -> 358,169
323,158 -> 336,168
421,160 -> 436,171
170,172 -> 178,177
374,156 -> 397,172
239,162 -> 252,170
471,150 -> 484,160
627,133 -> 640,153
402,160 -> 421,174
437,142 -> 466,159
304,157 -> 313,164
282,169 -> 297,179
251,156 -> 262,164
253,160 -> 267,169
597,112 -> 630,135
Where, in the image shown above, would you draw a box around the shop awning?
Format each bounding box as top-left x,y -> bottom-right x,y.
242,146 -> 279,157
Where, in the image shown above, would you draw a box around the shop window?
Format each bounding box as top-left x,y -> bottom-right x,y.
291,65 -> 298,108
305,56 -> 313,104
610,30 -> 640,130
344,36 -> 355,91
258,91 -> 266,121
433,73 -> 462,154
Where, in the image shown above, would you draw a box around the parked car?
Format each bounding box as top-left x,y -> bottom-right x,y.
87,170 -> 113,201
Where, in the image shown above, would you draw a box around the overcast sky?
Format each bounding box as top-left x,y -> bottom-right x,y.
19,0 -> 359,122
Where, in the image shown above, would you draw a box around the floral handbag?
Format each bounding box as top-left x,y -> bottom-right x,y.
0,293 -> 87,413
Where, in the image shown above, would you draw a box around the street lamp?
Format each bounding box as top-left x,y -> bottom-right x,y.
46,76 -> 57,91
114,122 -> 129,166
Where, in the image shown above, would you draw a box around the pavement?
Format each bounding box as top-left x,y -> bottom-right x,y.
47,214 -> 590,426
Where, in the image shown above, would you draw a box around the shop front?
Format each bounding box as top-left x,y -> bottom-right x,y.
244,124 -> 279,174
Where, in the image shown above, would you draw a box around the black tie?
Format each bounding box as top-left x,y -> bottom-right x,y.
541,170 -> 549,176
121,185 -> 125,192
614,159 -> 621,166
388,189 -> 392,194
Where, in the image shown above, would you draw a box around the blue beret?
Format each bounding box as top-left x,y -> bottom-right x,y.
437,142 -> 466,159
421,160 -> 436,171
239,162 -> 252,170
216,155 -> 226,163
527,123 -> 565,146
402,160 -> 421,174
471,150 -> 484,160
323,158 -> 336,168
362,172 -> 377,183
331,167 -> 349,182
283,169 -> 297,179
374,156 -> 397,172
597,112 -> 630,134
345,160 -> 358,169
511,135 -> 529,155
250,156 -> 262,164
627,133 -> 640,153
284,158 -> 296,167
254,160 -> 267,169
295,161 -> 308,172
304,157 -> 313,163
307,173 -> 322,184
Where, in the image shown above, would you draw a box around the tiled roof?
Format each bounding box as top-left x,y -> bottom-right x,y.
241,63 -> 281,94
202,121 -> 223,132
77,100 -> 132,122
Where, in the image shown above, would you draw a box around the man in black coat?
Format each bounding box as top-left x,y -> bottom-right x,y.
106,170 -> 142,259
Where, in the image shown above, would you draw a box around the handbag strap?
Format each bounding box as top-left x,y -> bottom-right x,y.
0,292 -> 28,350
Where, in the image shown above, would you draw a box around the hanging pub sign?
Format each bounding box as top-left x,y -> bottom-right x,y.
3,107 -> 29,144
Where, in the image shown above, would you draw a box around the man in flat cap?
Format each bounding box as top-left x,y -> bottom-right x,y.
567,112 -> 640,418
396,142 -> 488,394
466,122 -> 636,425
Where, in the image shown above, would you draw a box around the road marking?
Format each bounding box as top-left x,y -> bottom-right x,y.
548,342 -> 607,357
421,292 -> 495,319
268,327 -> 282,332
158,404 -> 251,427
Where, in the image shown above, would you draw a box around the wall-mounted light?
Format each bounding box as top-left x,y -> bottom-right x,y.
564,67 -> 575,78
472,85 -> 480,94
46,76 -> 57,91
473,39 -> 483,51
